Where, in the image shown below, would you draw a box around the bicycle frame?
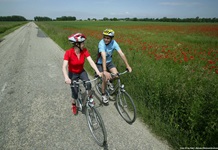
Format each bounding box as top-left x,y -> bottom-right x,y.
104,70 -> 128,96
71,77 -> 107,146
72,77 -> 99,110
96,70 -> 136,124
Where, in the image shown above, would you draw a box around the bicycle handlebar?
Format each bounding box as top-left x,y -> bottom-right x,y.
111,68 -> 129,77
72,76 -> 99,85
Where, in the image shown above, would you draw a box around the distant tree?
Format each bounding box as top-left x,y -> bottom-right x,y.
34,16 -> 52,21
56,16 -> 76,21
0,15 -> 27,21
103,17 -> 109,21
212,17 -> 218,23
161,17 -> 168,22
110,17 -> 117,21
132,17 -> 138,21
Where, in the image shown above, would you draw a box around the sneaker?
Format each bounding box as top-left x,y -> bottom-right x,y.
102,95 -> 109,105
72,104 -> 78,115
108,81 -> 114,91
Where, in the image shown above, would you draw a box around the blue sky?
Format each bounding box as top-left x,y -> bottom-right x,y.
0,0 -> 217,20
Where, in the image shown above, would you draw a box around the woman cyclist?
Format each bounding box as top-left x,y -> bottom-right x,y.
62,33 -> 101,115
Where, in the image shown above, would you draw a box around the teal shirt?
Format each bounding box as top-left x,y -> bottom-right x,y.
96,39 -> 120,64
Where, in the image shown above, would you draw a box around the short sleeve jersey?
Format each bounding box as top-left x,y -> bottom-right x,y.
64,48 -> 90,74
96,39 -> 120,64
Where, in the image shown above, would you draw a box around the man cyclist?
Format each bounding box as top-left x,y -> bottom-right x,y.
96,29 -> 132,105
62,33 -> 101,115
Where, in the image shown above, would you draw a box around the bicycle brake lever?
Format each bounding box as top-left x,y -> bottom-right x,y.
94,74 -> 100,78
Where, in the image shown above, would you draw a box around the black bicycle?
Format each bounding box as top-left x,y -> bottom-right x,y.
72,77 -> 107,147
95,70 -> 136,124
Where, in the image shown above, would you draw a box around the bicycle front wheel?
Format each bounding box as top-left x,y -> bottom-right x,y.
116,91 -> 136,124
86,106 -> 107,147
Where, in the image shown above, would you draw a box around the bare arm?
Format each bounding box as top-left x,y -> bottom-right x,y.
101,51 -> 111,80
62,60 -> 71,84
117,49 -> 132,72
86,56 -> 102,77
101,51 -> 107,71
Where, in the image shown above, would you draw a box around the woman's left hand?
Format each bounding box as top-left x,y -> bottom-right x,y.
97,72 -> 102,78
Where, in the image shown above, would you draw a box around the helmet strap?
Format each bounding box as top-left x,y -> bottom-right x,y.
74,43 -> 82,51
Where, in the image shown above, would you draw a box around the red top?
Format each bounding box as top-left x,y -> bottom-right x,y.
64,48 -> 90,74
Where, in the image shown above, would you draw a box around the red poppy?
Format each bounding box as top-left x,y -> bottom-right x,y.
215,69 -> 218,74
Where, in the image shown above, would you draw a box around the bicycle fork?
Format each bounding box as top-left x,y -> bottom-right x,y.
118,84 -> 128,108
87,105 -> 99,129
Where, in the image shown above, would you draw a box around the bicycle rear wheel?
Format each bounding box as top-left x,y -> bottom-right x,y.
86,106 -> 107,146
116,91 -> 136,124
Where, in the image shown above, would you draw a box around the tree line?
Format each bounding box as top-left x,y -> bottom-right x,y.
34,16 -> 76,21
103,16 -> 218,23
1,15 -> 218,23
0,15 -> 27,21
35,16 -> 218,23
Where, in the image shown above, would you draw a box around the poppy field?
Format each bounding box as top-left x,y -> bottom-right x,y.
36,21 -> 218,148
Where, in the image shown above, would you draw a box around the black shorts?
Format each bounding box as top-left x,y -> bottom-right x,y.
69,70 -> 91,99
96,61 -> 116,72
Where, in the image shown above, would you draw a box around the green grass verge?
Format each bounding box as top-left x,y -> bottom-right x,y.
0,21 -> 28,39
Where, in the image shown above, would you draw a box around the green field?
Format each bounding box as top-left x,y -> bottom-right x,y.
0,21 -> 27,39
35,21 -> 218,149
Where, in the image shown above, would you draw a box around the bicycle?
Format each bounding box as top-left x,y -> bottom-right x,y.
95,69 -> 136,124
71,77 -> 107,147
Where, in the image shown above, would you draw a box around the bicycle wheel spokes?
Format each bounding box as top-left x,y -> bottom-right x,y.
86,106 -> 107,147
116,91 -> 136,124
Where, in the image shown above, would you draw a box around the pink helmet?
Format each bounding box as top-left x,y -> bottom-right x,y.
68,33 -> 86,43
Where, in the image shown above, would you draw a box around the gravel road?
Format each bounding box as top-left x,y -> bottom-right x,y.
0,22 -> 171,150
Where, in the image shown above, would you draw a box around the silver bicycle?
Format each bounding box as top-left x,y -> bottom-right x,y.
72,77 -> 107,147
95,70 -> 136,124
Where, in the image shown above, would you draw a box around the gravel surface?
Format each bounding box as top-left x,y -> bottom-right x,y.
0,22 -> 171,150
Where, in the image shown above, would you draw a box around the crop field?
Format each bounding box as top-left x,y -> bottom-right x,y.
36,21 -> 218,148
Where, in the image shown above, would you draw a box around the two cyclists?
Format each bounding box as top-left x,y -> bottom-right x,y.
62,29 -> 132,112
